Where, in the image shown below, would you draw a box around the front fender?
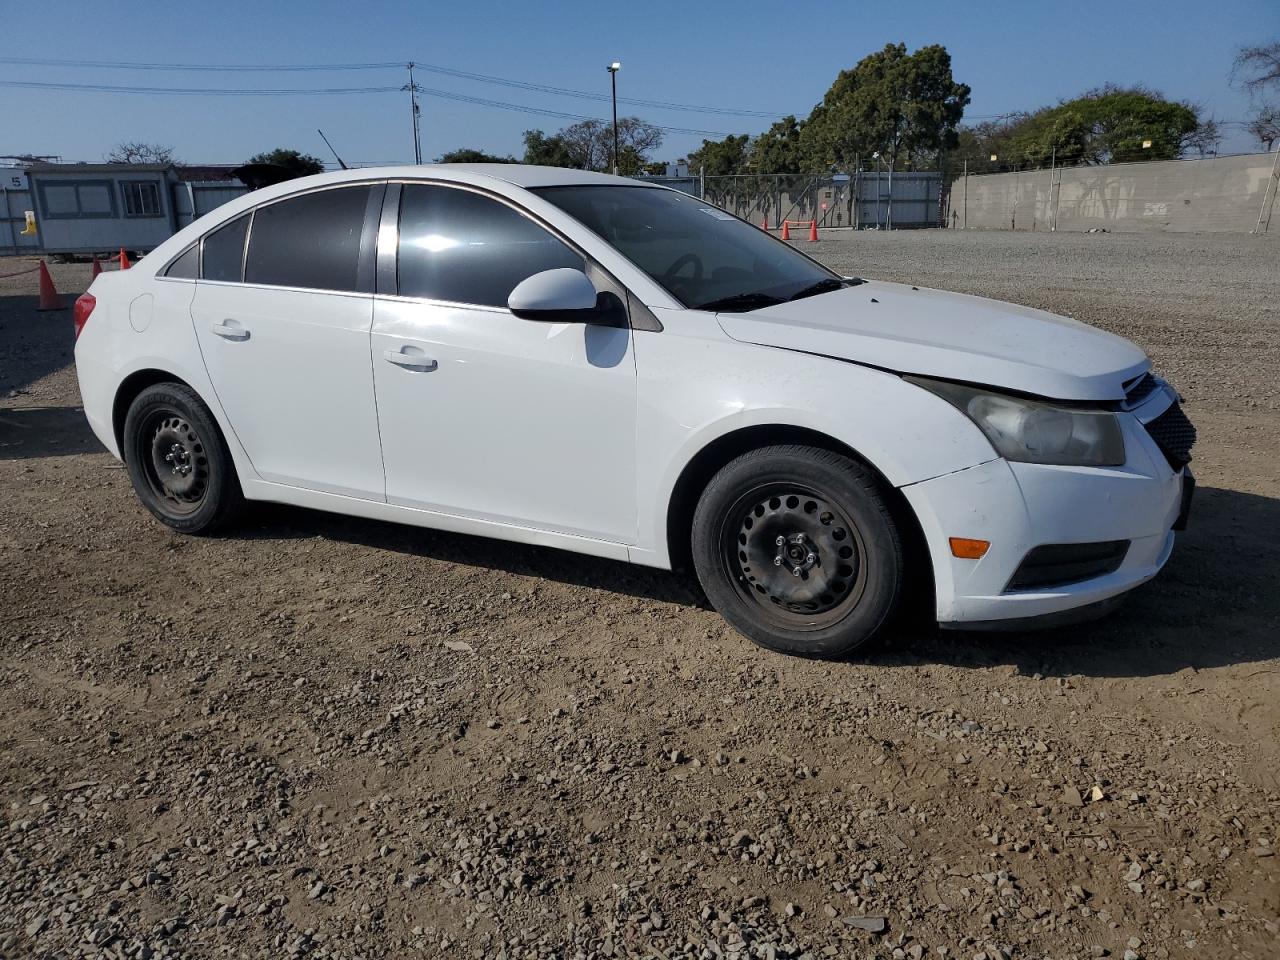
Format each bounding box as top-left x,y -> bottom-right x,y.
630,312 -> 996,568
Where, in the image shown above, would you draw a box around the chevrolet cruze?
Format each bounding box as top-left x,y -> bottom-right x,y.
72,165 -> 1196,657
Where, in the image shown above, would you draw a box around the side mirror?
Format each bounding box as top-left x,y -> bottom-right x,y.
508,268 -> 599,322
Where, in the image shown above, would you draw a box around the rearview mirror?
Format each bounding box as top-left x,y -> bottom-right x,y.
508,268 -> 599,321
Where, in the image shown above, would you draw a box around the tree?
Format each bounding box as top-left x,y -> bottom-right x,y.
105,142 -> 176,164
751,116 -> 806,175
1247,103 -> 1280,151
522,118 -> 663,173
1185,117 -> 1223,157
1233,41 -> 1279,153
686,134 -> 751,176
246,148 -> 325,177
955,87 -> 1206,169
436,148 -> 515,163
1233,41 -> 1280,94
801,43 -> 970,171
522,129 -> 576,168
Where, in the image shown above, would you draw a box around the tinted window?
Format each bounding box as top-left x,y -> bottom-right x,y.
398,185 -> 581,307
201,213 -> 249,283
534,185 -> 837,311
164,245 -> 198,279
245,186 -> 372,292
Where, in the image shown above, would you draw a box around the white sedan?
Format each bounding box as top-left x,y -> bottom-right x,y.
73,165 -> 1195,657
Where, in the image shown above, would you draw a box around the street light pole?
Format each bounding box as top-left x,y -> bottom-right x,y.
607,62 -> 621,175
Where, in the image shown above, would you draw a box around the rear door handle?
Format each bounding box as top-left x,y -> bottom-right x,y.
383,348 -> 437,372
211,320 -> 249,342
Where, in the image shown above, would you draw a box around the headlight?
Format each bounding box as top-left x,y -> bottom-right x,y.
907,376 -> 1125,466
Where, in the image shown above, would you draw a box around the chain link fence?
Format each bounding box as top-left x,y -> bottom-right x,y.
635,171 -> 943,229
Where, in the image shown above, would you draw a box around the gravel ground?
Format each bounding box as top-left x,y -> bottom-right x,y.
1,231 -> 1277,960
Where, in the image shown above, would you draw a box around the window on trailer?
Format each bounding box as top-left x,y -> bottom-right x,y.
121,181 -> 163,218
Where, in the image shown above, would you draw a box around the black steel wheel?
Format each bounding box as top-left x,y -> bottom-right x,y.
692,445 -> 904,657
122,383 -> 243,534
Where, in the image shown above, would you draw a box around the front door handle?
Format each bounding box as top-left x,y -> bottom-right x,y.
211,320 -> 249,342
383,348 -> 437,372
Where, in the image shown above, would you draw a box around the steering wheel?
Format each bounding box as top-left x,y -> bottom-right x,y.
663,253 -> 704,281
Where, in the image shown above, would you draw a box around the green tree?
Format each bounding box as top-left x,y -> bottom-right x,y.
522,130 -> 576,168
1005,86 -> 1202,165
801,43 -> 970,171
436,148 -> 515,163
246,148 -> 325,177
751,116 -> 805,174
686,134 -> 750,176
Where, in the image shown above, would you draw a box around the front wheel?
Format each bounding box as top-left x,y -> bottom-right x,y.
691,445 -> 904,658
122,383 -> 243,535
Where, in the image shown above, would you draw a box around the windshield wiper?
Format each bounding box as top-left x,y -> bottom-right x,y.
694,292 -> 785,313
785,277 -> 850,303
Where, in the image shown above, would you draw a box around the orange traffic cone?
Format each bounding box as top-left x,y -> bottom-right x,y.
91,256 -> 103,280
781,220 -> 791,240
118,247 -> 131,270
37,259 -> 65,311
808,219 -> 819,242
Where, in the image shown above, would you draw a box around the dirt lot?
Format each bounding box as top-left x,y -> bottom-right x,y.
2,231 -> 1277,960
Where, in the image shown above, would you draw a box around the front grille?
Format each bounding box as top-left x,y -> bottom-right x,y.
1124,372 -> 1160,407
1005,540 -> 1131,592
1144,402 -> 1197,468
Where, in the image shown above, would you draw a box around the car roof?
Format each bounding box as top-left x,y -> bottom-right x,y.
275,163 -> 655,191
427,163 -> 648,188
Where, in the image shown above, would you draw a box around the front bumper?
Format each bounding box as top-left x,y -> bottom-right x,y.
901,411 -> 1186,628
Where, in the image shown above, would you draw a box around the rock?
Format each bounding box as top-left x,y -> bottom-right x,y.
442,640 -> 474,653
25,916 -> 47,937
1184,878 -> 1205,892
841,915 -> 888,933
1063,786 -> 1085,807
1124,862 -> 1143,882
1089,785 -> 1105,802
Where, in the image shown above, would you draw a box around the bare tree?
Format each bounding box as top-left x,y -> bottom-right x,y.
1247,103 -> 1280,151
1233,41 -> 1280,153
106,142 -> 177,164
1233,41 -> 1280,94
1186,117 -> 1224,157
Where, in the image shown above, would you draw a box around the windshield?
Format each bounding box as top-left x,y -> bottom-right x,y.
532,185 -> 842,311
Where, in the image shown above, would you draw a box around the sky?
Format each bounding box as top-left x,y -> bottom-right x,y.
1,0 -> 1274,168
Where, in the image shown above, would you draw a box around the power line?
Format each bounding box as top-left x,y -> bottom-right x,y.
0,78 -> 733,137
0,54 -> 788,119
0,56 -> 402,72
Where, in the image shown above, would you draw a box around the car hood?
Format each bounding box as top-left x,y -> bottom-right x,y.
716,280 -> 1149,402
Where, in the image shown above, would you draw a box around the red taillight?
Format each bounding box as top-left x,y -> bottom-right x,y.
73,293 -> 96,340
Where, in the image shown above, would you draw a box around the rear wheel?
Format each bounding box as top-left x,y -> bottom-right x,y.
122,383 -> 243,534
691,445 -> 903,658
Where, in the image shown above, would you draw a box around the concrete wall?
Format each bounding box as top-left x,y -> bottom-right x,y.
954,151 -> 1280,233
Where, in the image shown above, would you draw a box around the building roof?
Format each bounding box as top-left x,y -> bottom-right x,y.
23,163 -> 173,175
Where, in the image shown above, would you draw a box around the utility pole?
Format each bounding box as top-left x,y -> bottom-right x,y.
962,158 -> 968,230
403,62 -> 422,164
607,62 -> 621,175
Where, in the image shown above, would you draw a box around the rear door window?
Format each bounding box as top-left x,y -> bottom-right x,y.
201,213 -> 250,283
397,184 -> 582,307
245,186 -> 374,293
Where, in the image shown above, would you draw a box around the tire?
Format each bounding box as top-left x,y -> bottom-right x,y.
121,382 -> 244,535
691,444 -> 904,658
